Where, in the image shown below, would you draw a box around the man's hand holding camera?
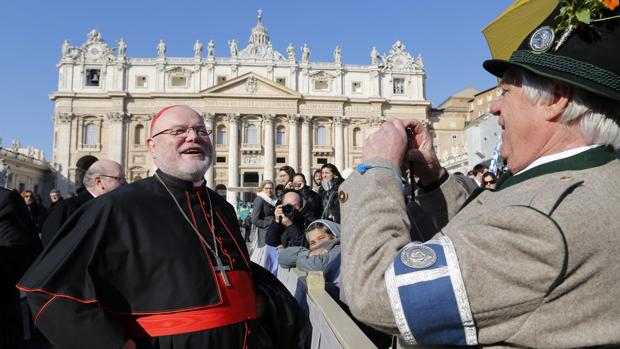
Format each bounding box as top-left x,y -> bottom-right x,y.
363,118 -> 444,186
275,204 -> 295,227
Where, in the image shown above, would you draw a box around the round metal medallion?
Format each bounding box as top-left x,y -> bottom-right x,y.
400,244 -> 437,269
529,26 -> 555,52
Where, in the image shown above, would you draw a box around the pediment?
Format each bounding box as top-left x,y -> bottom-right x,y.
201,72 -> 301,99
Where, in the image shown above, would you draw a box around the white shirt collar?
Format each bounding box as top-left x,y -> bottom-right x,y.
516,144 -> 600,176
193,179 -> 205,187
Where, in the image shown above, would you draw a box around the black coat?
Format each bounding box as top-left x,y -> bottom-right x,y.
320,179 -> 343,223
298,186 -> 322,223
41,190 -> 93,247
265,219 -> 307,248
26,202 -> 47,232
0,188 -> 42,348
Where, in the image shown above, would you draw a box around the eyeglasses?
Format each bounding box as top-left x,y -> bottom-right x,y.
99,175 -> 127,183
483,180 -> 496,185
152,126 -> 212,139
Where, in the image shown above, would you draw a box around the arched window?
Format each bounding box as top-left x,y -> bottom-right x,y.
84,123 -> 97,145
316,126 -> 328,146
134,124 -> 145,145
276,126 -> 286,145
245,124 -> 258,144
216,125 -> 227,145
353,127 -> 362,147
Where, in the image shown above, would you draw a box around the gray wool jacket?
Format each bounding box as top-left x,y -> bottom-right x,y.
340,147 -> 620,348
278,238 -> 341,272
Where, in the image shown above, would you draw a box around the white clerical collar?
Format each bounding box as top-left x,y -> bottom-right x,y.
516,144 -> 600,176
193,179 -> 205,187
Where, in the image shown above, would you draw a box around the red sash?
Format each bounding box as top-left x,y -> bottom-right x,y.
119,271 -> 256,337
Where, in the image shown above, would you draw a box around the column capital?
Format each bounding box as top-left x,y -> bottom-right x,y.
55,112 -> 75,123
333,115 -> 344,126
262,113 -> 275,124
225,113 -> 241,123
200,112 -> 216,123
106,112 -> 129,123
287,113 -> 300,124
300,114 -> 312,126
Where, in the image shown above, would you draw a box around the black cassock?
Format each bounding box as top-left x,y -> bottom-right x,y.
19,171 -> 310,349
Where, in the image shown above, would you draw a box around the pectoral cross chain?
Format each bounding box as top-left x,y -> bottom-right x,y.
214,256 -> 231,287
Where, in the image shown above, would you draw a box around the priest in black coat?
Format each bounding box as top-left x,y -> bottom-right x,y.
0,187 -> 42,348
19,105 -> 310,349
40,159 -> 125,247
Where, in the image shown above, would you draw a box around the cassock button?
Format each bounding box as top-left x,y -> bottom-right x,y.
339,190 -> 348,204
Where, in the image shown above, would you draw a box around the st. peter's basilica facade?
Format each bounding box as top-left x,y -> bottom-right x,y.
51,12 -> 430,205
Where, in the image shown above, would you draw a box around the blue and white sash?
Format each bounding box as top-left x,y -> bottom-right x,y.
384,235 -> 477,345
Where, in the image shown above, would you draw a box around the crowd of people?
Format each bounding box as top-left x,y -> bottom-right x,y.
2,2 -> 620,347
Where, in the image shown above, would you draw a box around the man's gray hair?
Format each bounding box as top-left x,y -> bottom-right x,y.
49,188 -> 60,194
504,68 -> 620,150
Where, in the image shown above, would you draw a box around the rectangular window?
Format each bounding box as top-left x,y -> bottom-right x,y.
217,76 -> 227,84
393,78 -> 405,95
136,76 -> 148,88
171,76 -> 187,87
314,80 -> 329,91
86,69 -> 101,86
317,158 -> 328,165
34,185 -> 39,194
276,77 -> 286,86
216,156 -> 226,163
276,157 -> 286,164
352,81 -> 362,93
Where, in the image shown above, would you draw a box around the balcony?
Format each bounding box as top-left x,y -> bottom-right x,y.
312,145 -> 333,156
240,143 -> 262,154
78,143 -> 101,152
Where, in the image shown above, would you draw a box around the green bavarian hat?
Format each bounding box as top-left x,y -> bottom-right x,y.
483,1 -> 620,102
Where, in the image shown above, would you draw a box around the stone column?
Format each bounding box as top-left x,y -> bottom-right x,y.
300,115 -> 312,181
343,117 -> 350,169
262,114 -> 275,181
334,116 -> 344,171
287,114 -> 300,171
106,112 -> 128,167
226,113 -> 240,207
203,112 -> 215,188
55,113 -> 75,195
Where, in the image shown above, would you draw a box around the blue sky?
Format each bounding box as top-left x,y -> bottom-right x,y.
0,0 -> 512,159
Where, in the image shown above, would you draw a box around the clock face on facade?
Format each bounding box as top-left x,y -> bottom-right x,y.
88,44 -> 103,58
393,55 -> 406,67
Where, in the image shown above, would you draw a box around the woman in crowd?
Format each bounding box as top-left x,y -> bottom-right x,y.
278,219 -> 341,273
277,165 -> 296,194
482,171 -> 497,190
319,163 -> 344,223
251,180 -> 276,247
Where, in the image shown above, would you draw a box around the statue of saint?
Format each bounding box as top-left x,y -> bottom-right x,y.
266,42 -> 274,58
370,46 -> 378,65
194,40 -> 203,57
301,43 -> 310,64
62,40 -> 70,57
333,45 -> 341,64
207,40 -> 215,58
229,39 -> 238,58
287,43 -> 295,62
87,29 -> 101,43
157,40 -> 166,58
118,38 -> 127,57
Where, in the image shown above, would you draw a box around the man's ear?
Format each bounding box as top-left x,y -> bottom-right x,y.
545,83 -> 571,121
147,138 -> 156,158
